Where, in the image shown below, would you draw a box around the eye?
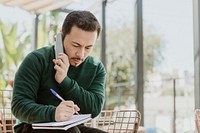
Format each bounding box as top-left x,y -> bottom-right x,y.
86,46 -> 93,50
73,44 -> 79,47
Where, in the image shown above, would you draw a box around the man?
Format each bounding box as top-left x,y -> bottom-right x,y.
11,10 -> 107,133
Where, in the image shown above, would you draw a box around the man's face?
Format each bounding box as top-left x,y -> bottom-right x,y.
63,26 -> 97,67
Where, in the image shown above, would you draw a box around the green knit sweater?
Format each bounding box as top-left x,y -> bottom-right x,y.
11,45 -> 106,131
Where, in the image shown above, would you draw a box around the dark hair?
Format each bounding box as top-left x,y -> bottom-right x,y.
62,10 -> 101,39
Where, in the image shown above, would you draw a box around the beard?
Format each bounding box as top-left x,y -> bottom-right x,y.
70,57 -> 84,67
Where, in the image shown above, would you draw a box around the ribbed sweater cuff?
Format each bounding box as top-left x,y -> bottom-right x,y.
59,76 -> 72,89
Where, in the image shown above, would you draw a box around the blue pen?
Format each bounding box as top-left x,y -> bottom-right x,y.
50,88 -> 64,101
50,88 -> 79,115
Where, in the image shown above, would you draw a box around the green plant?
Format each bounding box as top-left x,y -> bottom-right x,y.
105,24 -> 164,109
0,20 -> 30,83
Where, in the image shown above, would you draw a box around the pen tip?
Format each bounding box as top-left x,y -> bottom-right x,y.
50,88 -> 56,94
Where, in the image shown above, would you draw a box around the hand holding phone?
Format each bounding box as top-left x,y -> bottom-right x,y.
53,33 -> 69,83
55,33 -> 64,59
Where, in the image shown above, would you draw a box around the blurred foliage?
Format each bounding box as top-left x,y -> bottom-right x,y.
37,12 -> 61,48
38,14 -> 47,48
107,25 -> 135,84
0,20 -> 30,88
143,27 -> 164,74
0,12 -> 61,88
105,24 -> 164,109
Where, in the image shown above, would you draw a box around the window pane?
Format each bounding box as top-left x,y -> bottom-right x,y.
143,0 -> 194,132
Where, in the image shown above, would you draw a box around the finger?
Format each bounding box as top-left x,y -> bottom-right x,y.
54,58 -> 68,69
57,53 -> 69,66
74,104 -> 80,111
60,101 -> 76,114
55,59 -> 68,71
54,65 -> 65,74
65,101 -> 78,114
56,58 -> 63,66
53,57 -> 63,65
63,100 -> 74,106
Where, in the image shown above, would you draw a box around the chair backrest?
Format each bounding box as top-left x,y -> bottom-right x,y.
195,109 -> 200,133
85,109 -> 141,133
0,111 -> 7,133
0,90 -> 15,133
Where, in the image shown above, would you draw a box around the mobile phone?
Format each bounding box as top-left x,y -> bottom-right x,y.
55,33 -> 64,59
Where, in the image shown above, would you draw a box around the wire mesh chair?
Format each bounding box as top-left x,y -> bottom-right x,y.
0,90 -> 16,133
85,109 -> 141,133
0,111 -> 6,133
195,109 -> 200,133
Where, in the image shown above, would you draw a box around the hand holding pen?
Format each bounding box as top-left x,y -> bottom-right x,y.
50,88 -> 80,115
50,88 -> 80,121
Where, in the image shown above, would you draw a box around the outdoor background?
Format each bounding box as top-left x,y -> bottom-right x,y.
0,0 -> 194,133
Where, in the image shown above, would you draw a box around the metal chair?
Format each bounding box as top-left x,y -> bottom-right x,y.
195,109 -> 200,133
85,109 -> 141,133
0,111 -> 6,133
0,90 -> 16,133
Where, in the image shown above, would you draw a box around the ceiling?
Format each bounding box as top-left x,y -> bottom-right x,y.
0,0 -> 75,14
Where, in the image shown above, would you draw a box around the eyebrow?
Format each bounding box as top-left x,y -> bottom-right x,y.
72,41 -> 93,47
72,41 -> 81,45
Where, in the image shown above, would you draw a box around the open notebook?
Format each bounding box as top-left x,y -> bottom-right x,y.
32,114 -> 91,130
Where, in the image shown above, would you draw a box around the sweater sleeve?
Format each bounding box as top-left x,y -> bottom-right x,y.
59,62 -> 106,118
11,52 -> 56,124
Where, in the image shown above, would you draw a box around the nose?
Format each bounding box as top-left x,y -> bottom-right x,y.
76,48 -> 84,59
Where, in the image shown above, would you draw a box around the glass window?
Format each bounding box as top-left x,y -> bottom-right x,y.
143,0 -> 194,132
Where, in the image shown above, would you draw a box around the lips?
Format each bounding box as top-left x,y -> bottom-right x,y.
73,58 -> 82,64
